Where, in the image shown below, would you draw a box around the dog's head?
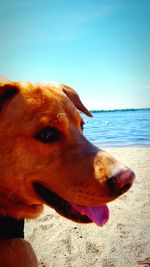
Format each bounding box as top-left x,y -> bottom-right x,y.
0,81 -> 135,226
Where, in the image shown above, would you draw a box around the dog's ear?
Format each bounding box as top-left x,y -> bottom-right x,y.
0,83 -> 19,111
61,84 -> 92,117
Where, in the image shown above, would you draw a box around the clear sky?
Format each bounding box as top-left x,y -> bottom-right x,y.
0,0 -> 150,110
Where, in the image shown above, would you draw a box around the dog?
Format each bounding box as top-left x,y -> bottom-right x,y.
0,80 -> 135,266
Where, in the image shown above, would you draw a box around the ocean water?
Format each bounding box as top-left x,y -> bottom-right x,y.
82,109 -> 150,148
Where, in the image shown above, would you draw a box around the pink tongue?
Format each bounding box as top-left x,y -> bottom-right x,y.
72,204 -> 109,226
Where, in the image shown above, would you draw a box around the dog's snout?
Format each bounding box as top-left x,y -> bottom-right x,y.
108,169 -> 135,194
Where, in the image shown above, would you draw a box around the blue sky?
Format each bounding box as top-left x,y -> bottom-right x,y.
0,0 -> 150,110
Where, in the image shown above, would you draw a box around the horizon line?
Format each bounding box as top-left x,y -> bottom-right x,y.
89,107 -> 150,112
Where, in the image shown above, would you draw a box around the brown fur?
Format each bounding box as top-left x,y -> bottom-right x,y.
0,80 -> 134,266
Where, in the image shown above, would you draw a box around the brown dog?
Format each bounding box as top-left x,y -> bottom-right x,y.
0,80 -> 135,266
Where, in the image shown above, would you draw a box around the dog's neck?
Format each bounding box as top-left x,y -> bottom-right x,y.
0,216 -> 24,240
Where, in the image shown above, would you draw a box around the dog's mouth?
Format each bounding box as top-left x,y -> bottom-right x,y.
33,183 -> 109,226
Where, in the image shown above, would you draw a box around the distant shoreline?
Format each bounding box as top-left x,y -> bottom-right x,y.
90,107 -> 150,113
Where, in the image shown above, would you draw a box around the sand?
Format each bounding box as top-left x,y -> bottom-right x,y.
25,147 -> 150,267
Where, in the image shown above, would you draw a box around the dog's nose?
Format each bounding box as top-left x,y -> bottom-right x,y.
108,169 -> 135,194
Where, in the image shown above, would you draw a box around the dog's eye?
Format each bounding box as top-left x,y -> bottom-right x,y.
35,127 -> 60,143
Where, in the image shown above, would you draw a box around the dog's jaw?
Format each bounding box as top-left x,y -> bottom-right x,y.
33,182 -> 92,223
0,193 -> 43,219
33,182 -> 110,226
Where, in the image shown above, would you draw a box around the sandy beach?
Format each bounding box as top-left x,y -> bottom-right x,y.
25,147 -> 150,267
